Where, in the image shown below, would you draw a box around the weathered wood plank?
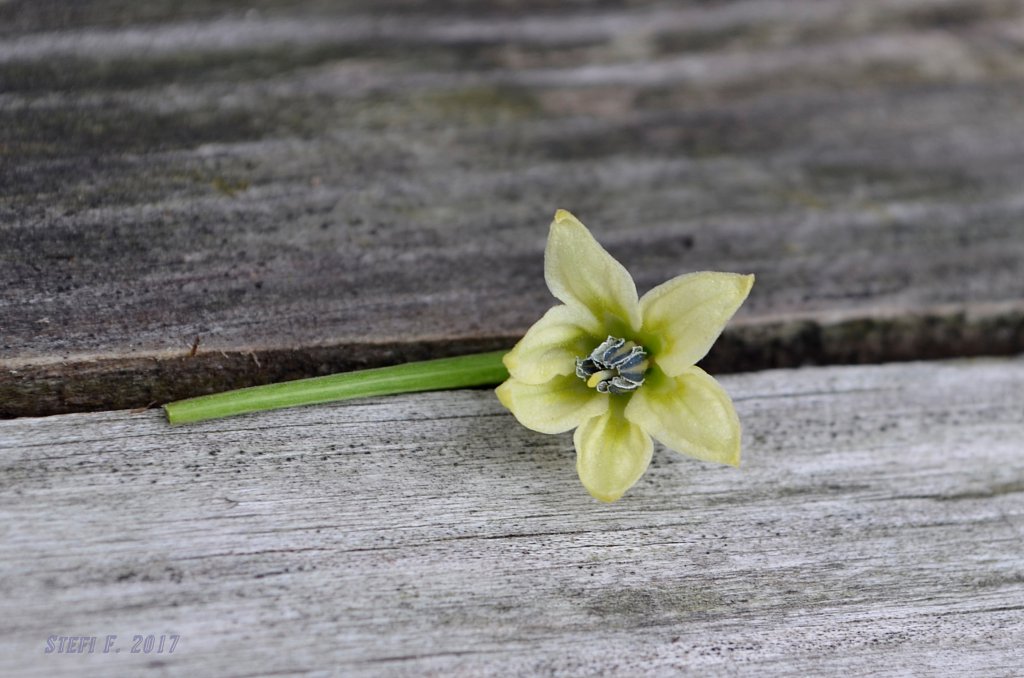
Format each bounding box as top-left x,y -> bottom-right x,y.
3,0 -> 1024,415
1,358 -> 1022,676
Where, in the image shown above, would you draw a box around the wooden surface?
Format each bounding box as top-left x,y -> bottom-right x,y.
1,358 -> 1022,676
5,3 -> 1023,675
4,0 -> 1024,416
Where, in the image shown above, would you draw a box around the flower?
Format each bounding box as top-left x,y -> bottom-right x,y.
496,210 -> 754,502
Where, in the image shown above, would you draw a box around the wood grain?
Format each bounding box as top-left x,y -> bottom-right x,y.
3,0 -> 1024,415
1,358 -> 1022,676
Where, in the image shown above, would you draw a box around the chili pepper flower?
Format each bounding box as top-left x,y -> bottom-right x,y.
496,210 -> 754,502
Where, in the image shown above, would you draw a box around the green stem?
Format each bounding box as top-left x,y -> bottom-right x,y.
164,350 -> 509,425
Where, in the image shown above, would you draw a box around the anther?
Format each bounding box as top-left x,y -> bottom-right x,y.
576,336 -> 649,394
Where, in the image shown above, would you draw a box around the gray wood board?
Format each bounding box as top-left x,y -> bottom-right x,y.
1,358 -> 1022,676
4,0 -> 1024,415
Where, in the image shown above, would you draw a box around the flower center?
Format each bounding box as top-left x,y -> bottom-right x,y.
575,336 -> 649,394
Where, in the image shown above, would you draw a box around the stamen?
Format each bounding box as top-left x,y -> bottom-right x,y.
576,336 -> 649,394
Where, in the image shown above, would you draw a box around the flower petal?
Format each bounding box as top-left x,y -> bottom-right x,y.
639,271 -> 753,376
624,366 -> 741,466
496,374 -> 608,434
574,408 -> 653,502
503,304 -> 601,385
545,209 -> 642,335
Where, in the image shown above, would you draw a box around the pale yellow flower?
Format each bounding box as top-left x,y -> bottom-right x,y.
496,210 -> 754,502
